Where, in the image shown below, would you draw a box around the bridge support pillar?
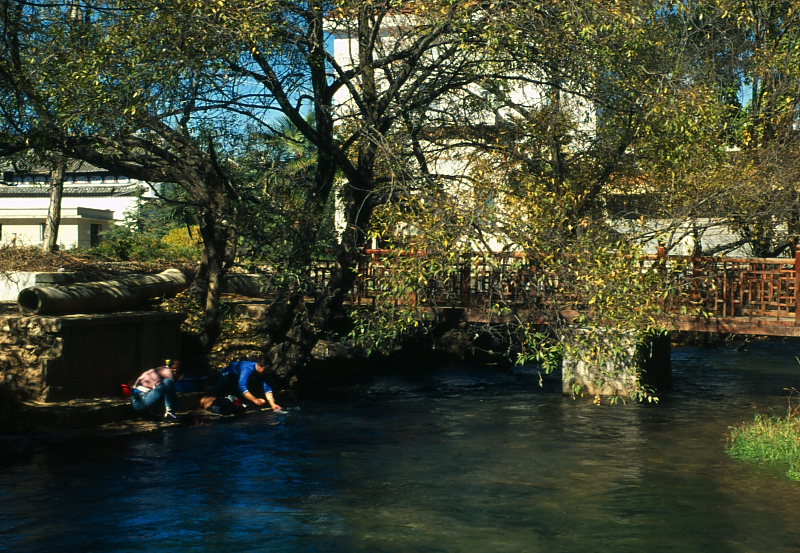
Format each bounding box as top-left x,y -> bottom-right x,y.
561,330 -> 671,400
639,330 -> 672,391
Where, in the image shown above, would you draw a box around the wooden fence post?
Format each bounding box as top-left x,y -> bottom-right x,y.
460,254 -> 472,307
794,245 -> 800,326
355,253 -> 367,304
654,243 -> 667,311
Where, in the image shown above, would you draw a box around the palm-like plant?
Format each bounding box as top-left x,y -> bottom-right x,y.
233,113 -> 336,266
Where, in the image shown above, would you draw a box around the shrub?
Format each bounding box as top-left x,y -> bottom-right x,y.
89,224 -> 201,262
162,226 -> 202,252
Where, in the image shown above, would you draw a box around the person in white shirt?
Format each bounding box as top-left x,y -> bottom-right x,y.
130,359 -> 181,421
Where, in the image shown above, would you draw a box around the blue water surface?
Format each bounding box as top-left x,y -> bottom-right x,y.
2,340 -> 800,553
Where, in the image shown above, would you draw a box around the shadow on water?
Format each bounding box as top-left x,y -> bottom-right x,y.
3,339 -> 800,552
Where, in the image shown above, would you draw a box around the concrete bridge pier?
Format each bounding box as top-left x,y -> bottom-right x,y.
561,330 -> 672,400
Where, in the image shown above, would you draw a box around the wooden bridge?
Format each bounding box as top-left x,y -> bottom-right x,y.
310,248 -> 800,337
657,252 -> 800,337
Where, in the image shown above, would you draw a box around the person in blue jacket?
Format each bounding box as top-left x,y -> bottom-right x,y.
216,355 -> 282,411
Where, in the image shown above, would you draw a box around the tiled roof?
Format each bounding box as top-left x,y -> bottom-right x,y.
0,184 -> 144,196
0,159 -> 107,174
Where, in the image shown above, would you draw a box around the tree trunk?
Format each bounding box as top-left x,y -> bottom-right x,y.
264,166 -> 370,387
184,161 -> 231,352
265,247 -> 361,388
42,156 -> 65,252
197,209 -> 228,352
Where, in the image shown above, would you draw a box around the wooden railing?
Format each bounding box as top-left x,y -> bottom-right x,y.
304,248 -> 800,335
656,253 -> 799,322
348,249 -> 539,309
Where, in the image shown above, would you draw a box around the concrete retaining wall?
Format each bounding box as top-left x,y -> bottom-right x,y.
223,273 -> 272,297
0,271 -> 82,301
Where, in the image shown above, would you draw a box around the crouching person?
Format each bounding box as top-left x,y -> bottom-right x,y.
216,355 -> 281,411
130,359 -> 181,421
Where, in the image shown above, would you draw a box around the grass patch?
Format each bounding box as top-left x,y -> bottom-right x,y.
728,409 -> 800,480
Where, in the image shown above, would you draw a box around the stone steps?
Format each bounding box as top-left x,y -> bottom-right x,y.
2,391 -> 207,436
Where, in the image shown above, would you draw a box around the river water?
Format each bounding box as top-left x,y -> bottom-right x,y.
3,340 -> 800,553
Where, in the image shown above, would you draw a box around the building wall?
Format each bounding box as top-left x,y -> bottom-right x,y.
0,217 -> 112,249
0,161 -> 154,250
0,184 -> 143,248
0,219 -> 45,246
74,221 -> 106,249
0,194 -> 140,224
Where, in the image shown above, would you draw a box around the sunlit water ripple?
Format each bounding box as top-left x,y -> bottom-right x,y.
2,340 -> 800,552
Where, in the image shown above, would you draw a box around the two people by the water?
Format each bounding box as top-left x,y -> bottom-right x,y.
130,354 -> 282,420
129,359 -> 181,421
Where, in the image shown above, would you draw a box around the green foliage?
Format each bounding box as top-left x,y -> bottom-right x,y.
349,304 -> 423,357
728,409 -> 800,481
230,116 -> 336,269
89,225 -> 161,261
628,0 -> 800,256
89,224 -> 200,262
87,202 -> 202,262
162,226 -> 203,252
351,168 -> 676,402
6,0 -> 800,384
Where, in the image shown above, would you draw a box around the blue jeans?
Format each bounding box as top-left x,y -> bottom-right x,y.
131,379 -> 178,413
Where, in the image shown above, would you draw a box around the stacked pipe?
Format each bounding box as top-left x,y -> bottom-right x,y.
17,269 -> 188,315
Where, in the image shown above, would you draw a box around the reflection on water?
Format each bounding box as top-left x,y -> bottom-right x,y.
3,341 -> 800,552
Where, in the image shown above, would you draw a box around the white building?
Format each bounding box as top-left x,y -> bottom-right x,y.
327,17 -> 752,258
0,160 -> 154,249
326,14 -> 599,252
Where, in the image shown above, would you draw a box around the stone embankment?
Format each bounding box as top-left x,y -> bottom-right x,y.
0,265 -> 192,437
0,303 -> 58,402
0,306 -> 185,402
2,391 -> 208,439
